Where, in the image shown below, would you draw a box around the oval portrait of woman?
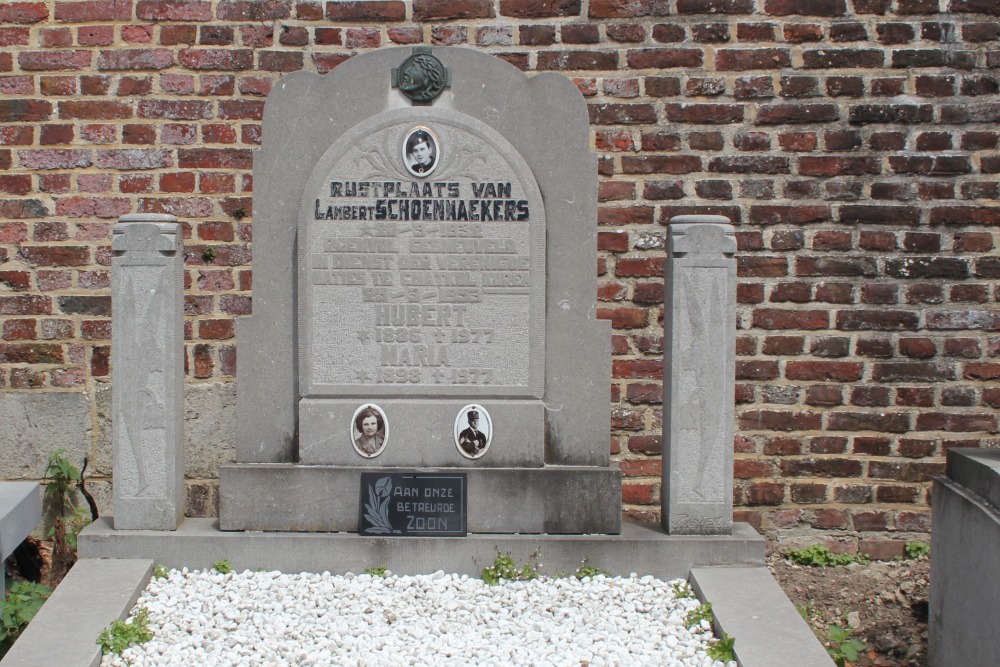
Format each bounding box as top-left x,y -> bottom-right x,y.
454,404 -> 492,460
351,404 -> 388,458
402,126 -> 439,178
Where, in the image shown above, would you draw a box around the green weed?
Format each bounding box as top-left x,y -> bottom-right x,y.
212,559 -> 233,574
364,566 -> 388,578
707,631 -> 736,662
826,625 -> 865,667
904,541 -> 930,559
152,564 -> 169,580
97,607 -> 153,656
670,580 -> 696,599
481,549 -> 541,585
786,544 -> 866,567
44,449 -> 92,586
686,602 -> 714,628
573,557 -> 610,580
0,582 -> 52,658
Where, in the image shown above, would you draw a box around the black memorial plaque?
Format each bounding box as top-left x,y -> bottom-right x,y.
359,472 -> 467,536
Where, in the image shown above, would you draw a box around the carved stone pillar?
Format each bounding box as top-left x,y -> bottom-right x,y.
662,215 -> 736,535
111,214 -> 184,530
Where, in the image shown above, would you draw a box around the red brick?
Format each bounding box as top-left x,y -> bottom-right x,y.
747,482 -> 785,505
964,362 -> 1000,380
325,0 -> 406,19
538,51 -> 617,70
178,49 -> 254,71
738,257 -> 787,278
588,103 -> 657,125
766,0 -> 846,14
677,0 -> 754,12
3,319 -> 36,340
626,48 -> 702,70
709,156 -> 789,174
0,343 -> 63,364
497,0 -> 580,17
621,156 -> 701,175
622,482 -> 656,505
18,50 -> 92,71
806,385 -> 844,406
217,1 -> 291,20
786,361 -> 863,381
665,103 -> 743,124
178,148 -> 253,169
0,2 -> 49,23
0,176 -> 32,195
413,0 -> 493,20
717,49 -> 791,70
753,309 -> 828,330
737,360 -> 779,380
199,319 -> 235,340
757,104 -> 840,124
740,410 -> 822,431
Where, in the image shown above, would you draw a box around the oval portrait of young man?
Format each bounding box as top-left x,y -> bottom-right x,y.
454,404 -> 492,459
351,403 -> 388,458
402,126 -> 439,178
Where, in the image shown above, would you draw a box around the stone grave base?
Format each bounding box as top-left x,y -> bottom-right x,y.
218,464 -> 622,534
9,555 -> 834,667
79,519 -> 763,581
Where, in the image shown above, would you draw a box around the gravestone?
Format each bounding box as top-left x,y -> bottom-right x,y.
220,46 -> 619,534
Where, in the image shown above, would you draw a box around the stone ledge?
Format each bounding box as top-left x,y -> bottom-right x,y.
690,565 -> 834,667
219,463 -> 623,534
945,447 -> 1000,511
80,518 -> 764,581
0,483 -> 40,562
0,559 -> 152,667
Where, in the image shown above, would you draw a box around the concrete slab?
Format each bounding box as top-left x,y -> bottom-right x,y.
80,518 -> 764,581
0,559 -> 152,667
0,483 -> 40,563
929,474 -> 1000,667
690,566 -> 833,667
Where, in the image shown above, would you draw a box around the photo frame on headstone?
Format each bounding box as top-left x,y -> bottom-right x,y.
455,404 -> 491,459
351,403 -> 388,458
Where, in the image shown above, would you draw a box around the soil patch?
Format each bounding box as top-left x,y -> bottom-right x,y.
769,554 -> 929,667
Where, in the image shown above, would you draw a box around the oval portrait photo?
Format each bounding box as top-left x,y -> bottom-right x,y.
351,404 -> 388,458
454,404 -> 492,459
402,126 -> 439,178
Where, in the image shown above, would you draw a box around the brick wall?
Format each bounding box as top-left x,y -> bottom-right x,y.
1,0 -> 997,555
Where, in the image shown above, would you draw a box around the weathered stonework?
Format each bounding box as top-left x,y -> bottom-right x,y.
663,216 -> 736,535
111,215 -> 184,530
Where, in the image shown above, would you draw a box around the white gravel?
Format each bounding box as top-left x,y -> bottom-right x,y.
102,568 -> 736,667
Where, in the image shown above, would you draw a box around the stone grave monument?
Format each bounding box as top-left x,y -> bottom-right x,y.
86,46 -> 762,578
219,46 -> 619,535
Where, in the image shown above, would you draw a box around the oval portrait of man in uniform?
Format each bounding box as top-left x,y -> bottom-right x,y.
454,404 -> 492,459
351,403 -> 388,458
402,126 -> 439,178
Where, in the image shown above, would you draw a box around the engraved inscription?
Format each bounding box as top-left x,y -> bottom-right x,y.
301,116 -> 544,396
